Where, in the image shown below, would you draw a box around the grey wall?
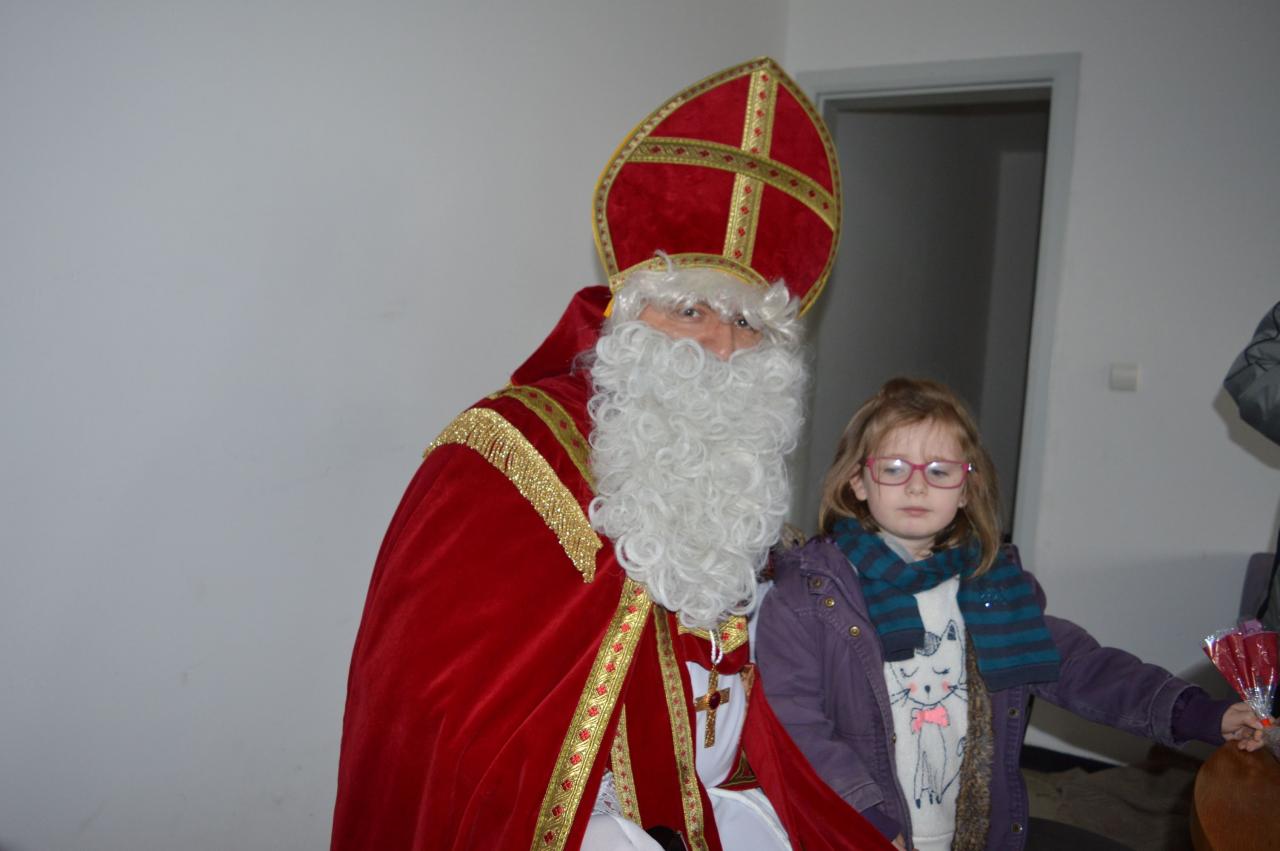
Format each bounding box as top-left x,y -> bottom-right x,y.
0,2 -> 788,849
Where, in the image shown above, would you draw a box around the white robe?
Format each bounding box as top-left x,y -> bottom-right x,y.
583,652 -> 790,850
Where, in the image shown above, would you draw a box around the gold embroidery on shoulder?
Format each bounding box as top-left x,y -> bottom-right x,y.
677,615 -> 750,655
490,386 -> 593,486
654,611 -> 708,851
427,407 -> 600,582
609,708 -> 642,826
532,581 -> 652,851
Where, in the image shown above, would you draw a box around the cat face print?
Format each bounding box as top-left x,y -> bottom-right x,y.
890,619 -> 963,709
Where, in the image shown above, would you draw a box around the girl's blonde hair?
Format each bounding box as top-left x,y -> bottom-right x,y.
818,377 -> 1002,575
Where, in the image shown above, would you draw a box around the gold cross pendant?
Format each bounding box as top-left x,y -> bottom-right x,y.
693,669 -> 731,748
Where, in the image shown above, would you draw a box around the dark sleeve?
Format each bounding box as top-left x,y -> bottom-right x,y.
1224,300 -> 1280,445
756,568 -> 900,840
1030,612 -> 1202,748
1170,688 -> 1231,746
859,806 -> 902,841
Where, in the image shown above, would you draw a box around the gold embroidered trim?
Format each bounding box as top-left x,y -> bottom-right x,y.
608,253 -> 769,293
723,66 -> 776,266
490,386 -> 594,487
724,174 -> 763,268
609,708 -> 642,826
593,58 -> 779,283
677,615 -> 750,655
654,611 -> 708,851
627,138 -> 837,230
532,581 -> 652,851
718,750 -> 759,790
426,407 -> 600,582
742,65 -> 778,157
591,57 -> 842,318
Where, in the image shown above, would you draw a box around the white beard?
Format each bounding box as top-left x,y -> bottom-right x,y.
586,321 -> 807,630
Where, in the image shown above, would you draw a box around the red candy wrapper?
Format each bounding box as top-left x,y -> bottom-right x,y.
1203,620 -> 1277,727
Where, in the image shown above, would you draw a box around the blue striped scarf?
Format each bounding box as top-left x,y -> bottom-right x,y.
832,518 -> 1060,690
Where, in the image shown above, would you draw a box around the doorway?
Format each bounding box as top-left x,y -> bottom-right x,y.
792,56 -> 1078,544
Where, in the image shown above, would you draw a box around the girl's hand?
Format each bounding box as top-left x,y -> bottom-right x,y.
1220,701 -> 1266,751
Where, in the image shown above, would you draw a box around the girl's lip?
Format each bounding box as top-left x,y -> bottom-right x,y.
901,507 -> 929,515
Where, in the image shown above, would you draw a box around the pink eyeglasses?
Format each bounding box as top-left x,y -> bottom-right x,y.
864,457 -> 973,489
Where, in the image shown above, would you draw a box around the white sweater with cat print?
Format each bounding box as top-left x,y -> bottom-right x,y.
880,538 -> 969,851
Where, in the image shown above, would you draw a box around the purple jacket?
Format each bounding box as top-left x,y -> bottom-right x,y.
756,537 -> 1225,851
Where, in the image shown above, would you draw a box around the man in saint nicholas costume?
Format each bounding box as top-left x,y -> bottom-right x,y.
330,58 -> 893,851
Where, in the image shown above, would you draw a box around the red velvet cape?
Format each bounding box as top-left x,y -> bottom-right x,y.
331,288 -> 891,851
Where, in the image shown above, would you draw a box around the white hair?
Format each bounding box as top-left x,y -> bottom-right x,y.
586,319 -> 808,630
605,258 -> 803,347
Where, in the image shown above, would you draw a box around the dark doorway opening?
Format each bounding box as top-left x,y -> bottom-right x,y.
796,90 -> 1051,537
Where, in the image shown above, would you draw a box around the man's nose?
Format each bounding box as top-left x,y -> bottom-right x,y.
703,320 -> 749,360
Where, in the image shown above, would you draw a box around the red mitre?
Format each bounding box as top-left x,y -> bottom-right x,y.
593,57 -> 842,316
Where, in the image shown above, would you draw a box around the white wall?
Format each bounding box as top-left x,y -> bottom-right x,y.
0,2 -> 786,849
788,0 -> 1280,760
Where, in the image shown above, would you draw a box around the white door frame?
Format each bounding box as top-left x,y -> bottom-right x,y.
798,53 -> 1080,559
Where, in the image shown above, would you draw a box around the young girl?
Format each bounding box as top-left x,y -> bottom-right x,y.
756,377 -> 1264,851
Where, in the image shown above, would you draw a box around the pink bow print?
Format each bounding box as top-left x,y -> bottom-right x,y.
911,705 -> 950,733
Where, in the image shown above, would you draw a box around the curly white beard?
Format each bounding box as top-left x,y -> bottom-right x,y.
586,320 -> 808,630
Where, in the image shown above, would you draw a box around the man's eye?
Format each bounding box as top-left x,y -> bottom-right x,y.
679,306 -> 701,318
734,316 -> 751,328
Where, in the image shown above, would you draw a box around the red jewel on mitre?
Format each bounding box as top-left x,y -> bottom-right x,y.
593,57 -> 842,316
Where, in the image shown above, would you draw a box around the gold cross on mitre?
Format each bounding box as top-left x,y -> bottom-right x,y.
694,669 -> 731,748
